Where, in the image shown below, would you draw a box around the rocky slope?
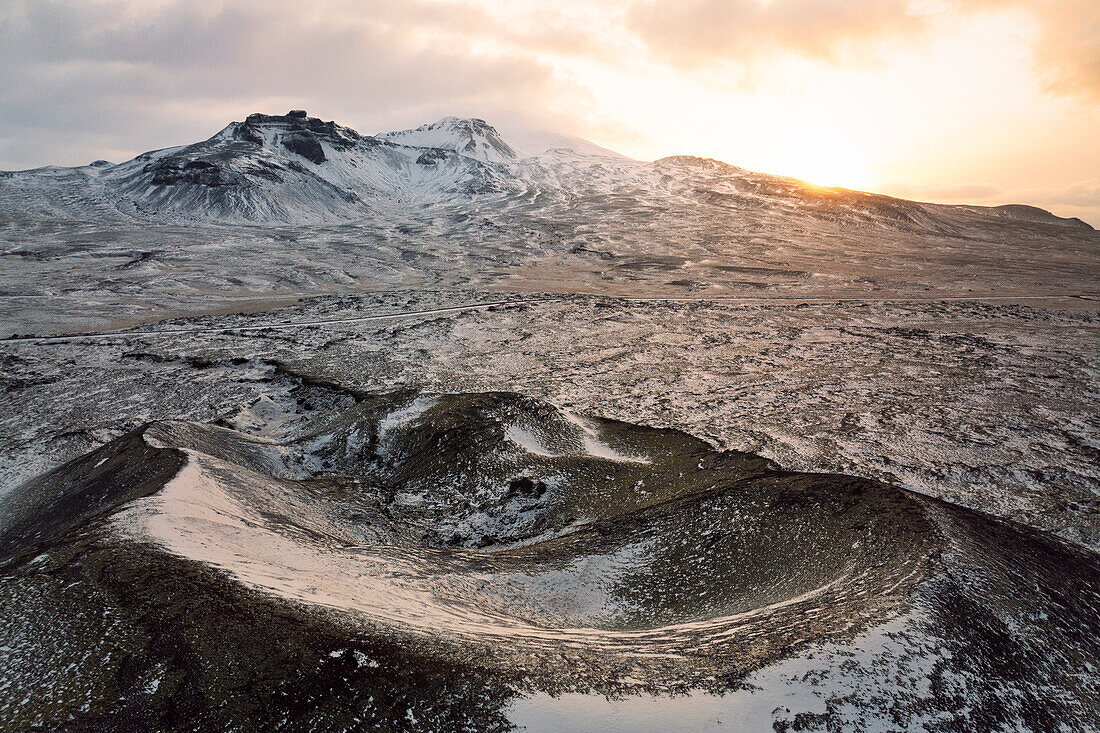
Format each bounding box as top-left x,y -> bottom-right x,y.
2,110 -> 1099,731
3,390 -> 1098,730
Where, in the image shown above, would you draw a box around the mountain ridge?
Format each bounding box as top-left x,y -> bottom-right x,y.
0,109 -> 1093,232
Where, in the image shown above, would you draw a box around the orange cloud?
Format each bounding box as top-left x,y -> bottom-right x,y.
1024,0 -> 1100,98
879,178 -> 1100,226
627,0 -> 933,67
626,0 -> 1100,101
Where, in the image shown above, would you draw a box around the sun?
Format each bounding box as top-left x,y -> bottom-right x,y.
778,151 -> 878,190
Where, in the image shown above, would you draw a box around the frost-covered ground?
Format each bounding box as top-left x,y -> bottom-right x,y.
2,111 -> 1099,730
3,290 -> 1097,549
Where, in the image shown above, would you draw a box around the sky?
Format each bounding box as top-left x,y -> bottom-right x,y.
2,0 -> 1098,224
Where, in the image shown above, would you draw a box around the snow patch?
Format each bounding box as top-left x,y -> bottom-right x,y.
563,411 -> 650,464
505,424 -> 557,457
377,396 -> 437,455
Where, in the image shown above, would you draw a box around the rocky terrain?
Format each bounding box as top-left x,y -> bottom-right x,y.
1,111 -> 1098,731
1,111 -> 1095,337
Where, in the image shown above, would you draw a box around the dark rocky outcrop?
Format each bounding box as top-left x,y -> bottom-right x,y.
281,129 -> 326,164
145,158 -> 243,187
2,391 -> 1100,730
416,148 -> 451,166
235,112 -> 366,152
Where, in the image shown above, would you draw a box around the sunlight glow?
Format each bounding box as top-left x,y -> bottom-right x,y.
532,4 -> 1096,207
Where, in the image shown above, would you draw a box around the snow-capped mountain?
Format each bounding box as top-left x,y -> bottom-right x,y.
0,110 -> 1093,234
0,111 -> 523,224
377,116 -> 519,164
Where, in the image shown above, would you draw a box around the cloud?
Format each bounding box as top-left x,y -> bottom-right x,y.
1023,0 -> 1100,99
879,178 -> 1100,226
626,0 -> 931,68
0,0 -> 560,168
0,0 -> 1095,215
1017,179 -> 1100,211
626,0 -> 1100,100
878,183 -> 1005,202
883,178 -> 1100,208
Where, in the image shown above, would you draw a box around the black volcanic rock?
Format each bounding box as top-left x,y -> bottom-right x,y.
3,392 -> 1100,730
229,112 -> 368,159
454,117 -> 517,160
281,129 -> 326,164
298,117 -> 364,151
416,148 -> 451,166
146,158 -> 243,187
232,121 -> 265,146
242,159 -> 286,182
